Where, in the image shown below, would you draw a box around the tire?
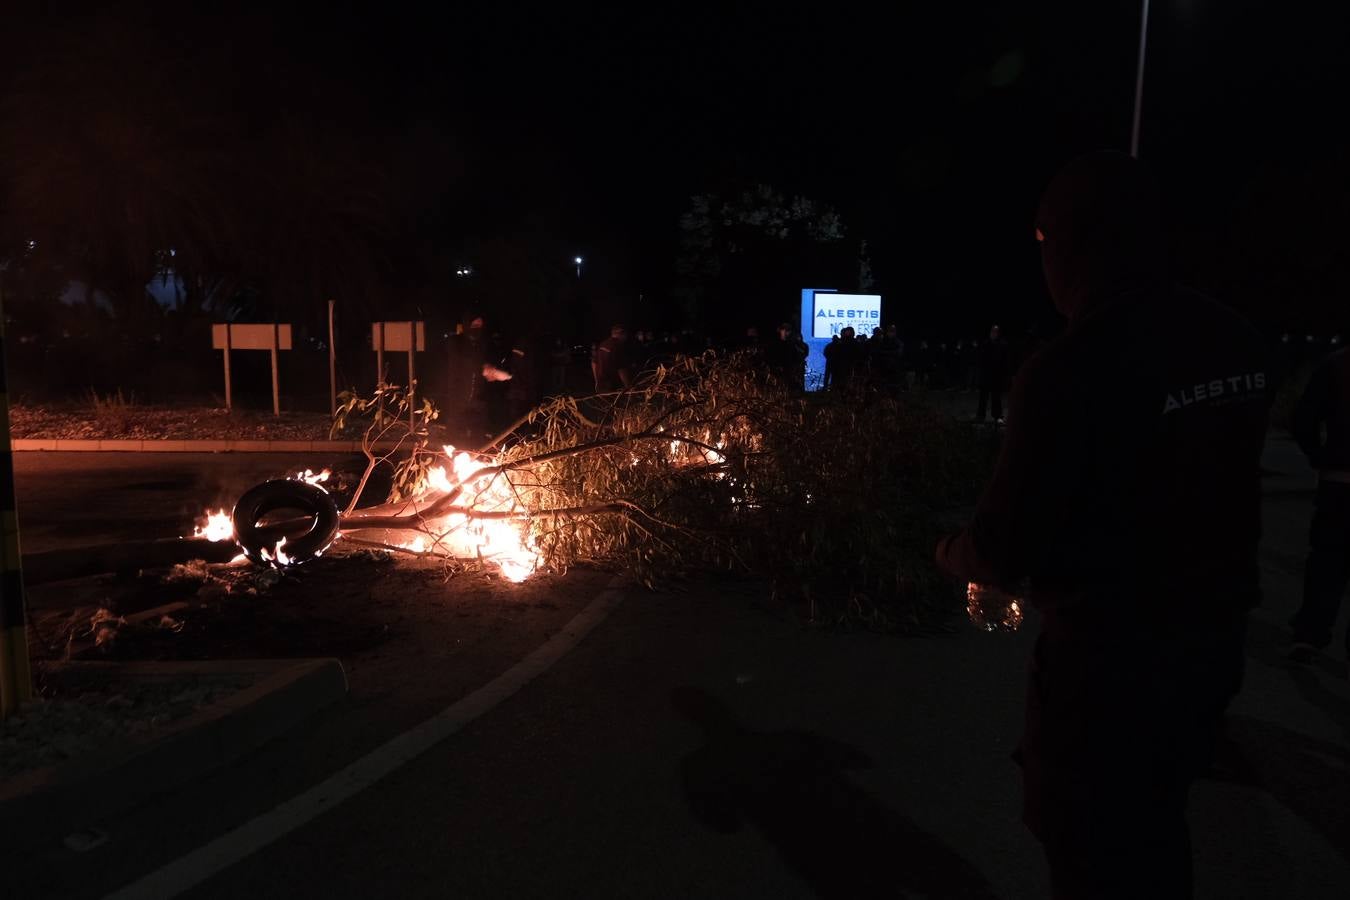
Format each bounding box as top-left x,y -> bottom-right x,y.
232,479 -> 340,566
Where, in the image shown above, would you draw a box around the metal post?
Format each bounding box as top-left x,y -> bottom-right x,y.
408,344 -> 416,431
1130,0 -> 1151,158
328,300 -> 337,419
376,323 -> 385,388
373,322 -> 385,423
223,325 -> 233,411
0,289 -> 33,717
270,322 -> 281,417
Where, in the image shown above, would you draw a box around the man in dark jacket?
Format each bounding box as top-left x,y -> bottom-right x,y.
823,334 -> 839,389
764,322 -> 808,390
446,315 -> 491,440
1289,346 -> 1350,661
591,324 -> 633,392
977,325 -> 1011,422
937,152 -> 1270,899
828,326 -> 865,391
875,324 -> 903,393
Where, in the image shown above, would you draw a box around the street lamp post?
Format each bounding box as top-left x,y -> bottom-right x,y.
1130,0 -> 1151,158
574,256 -> 584,279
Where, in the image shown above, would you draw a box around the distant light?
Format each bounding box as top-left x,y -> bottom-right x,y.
574,256 -> 583,265
26,240 -> 36,251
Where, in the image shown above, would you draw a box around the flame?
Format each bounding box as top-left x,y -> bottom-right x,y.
665,434 -> 726,469
426,465 -> 453,495
295,468 -> 331,488
496,556 -> 535,584
193,509 -> 234,542
399,444 -> 540,581
260,536 -> 292,568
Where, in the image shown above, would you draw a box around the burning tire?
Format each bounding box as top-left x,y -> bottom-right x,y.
232,479 -> 340,566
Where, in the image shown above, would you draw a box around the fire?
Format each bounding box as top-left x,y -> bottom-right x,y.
192,470 -> 327,549
193,509 -> 234,542
295,468 -> 331,488
496,555 -> 535,584
397,445 -> 540,582
665,433 -> 726,469
426,464 -> 454,494
259,536 -> 293,568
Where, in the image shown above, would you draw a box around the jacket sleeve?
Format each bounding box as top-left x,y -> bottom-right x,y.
1291,362 -> 1329,467
936,352 -> 1077,591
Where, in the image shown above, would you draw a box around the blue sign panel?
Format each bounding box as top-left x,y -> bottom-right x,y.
800,287 -> 837,391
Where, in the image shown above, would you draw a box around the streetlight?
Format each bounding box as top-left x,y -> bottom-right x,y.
574,256 -> 584,279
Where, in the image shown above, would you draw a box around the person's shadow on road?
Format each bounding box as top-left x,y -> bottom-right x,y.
673,686 -> 1000,899
1218,714 -> 1350,868
1222,615 -> 1350,865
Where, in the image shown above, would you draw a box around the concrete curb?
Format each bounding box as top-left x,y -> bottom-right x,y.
10,439 -> 408,453
0,658 -> 348,847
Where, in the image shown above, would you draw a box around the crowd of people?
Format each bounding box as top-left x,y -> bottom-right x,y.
434,309 -> 1344,448
432,312 -> 1061,439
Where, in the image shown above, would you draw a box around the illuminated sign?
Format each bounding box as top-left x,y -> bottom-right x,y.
812,293 -> 881,339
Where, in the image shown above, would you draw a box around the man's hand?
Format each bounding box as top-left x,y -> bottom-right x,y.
934,534 -> 958,578
936,528 -> 1013,590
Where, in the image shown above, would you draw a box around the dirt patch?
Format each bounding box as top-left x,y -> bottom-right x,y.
26,551 -> 616,708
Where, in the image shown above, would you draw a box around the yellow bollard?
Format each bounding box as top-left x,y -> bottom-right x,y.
0,289 -> 33,718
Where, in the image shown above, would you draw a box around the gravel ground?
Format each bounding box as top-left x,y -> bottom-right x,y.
10,403 -> 469,445
0,675 -> 252,780
10,404 -> 359,441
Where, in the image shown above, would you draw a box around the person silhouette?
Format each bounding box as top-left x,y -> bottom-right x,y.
1289,344 -> 1350,662
937,152 -> 1270,899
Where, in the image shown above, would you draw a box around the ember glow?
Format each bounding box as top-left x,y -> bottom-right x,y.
193,508 -> 234,542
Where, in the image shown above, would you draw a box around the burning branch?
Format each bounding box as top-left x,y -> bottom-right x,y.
199,353 -> 993,625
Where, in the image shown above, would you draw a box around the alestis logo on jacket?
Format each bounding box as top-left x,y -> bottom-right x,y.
1162,372 -> 1265,415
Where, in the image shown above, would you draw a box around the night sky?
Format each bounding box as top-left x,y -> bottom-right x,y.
4,2 -> 1349,339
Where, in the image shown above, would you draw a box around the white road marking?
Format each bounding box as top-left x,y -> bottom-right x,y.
103,580 -> 626,900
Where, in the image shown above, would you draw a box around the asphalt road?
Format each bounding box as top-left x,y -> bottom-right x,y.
12,452 -> 376,556
4,445 -> 1350,899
